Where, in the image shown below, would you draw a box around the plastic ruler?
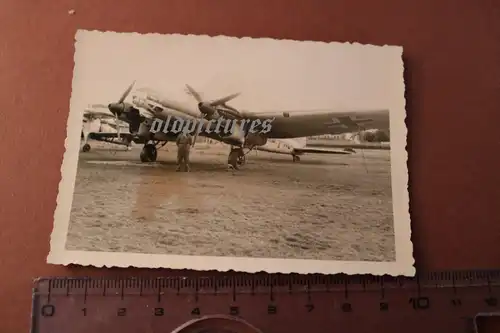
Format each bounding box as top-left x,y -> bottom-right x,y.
31,270 -> 500,333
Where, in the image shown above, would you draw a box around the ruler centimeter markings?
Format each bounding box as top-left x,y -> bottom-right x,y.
31,270 -> 500,333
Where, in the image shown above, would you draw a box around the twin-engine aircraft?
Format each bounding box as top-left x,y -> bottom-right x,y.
182,85 -> 390,164
82,81 -> 390,169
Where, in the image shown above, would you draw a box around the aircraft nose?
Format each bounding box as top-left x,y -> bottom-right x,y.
198,102 -> 213,115
108,103 -> 122,115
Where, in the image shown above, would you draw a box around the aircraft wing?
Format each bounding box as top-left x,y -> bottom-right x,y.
83,111 -> 116,120
180,85 -> 390,139
88,132 -> 135,141
306,141 -> 390,150
242,109 -> 390,139
292,147 -> 352,155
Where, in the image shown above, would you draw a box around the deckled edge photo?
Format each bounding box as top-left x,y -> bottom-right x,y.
47,30 -> 414,276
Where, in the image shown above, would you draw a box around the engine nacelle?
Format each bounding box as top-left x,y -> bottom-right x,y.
199,103 -> 219,119
125,108 -> 145,133
245,132 -> 268,147
138,121 -> 153,137
221,122 -> 246,146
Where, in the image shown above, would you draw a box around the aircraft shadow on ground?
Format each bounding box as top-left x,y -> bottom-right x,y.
79,148 -> 352,174
147,157 -> 348,168
81,158 -> 349,175
252,157 -> 348,166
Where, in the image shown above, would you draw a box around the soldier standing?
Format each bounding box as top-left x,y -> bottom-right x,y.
176,127 -> 193,172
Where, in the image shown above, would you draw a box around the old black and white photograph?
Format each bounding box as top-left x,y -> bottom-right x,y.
48,30 -> 413,276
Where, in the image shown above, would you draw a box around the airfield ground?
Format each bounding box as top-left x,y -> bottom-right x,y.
65,142 -> 396,262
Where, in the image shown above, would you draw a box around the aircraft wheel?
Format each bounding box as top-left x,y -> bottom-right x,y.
292,155 -> 300,162
237,154 -> 246,166
140,144 -> 157,162
228,149 -> 241,169
82,144 -> 91,153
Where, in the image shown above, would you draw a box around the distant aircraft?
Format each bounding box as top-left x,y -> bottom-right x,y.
248,138 -> 364,162
87,81 -> 390,169
305,139 -> 390,151
81,105 -> 134,152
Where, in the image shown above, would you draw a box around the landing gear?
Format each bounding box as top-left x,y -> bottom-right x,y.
81,130 -> 90,152
237,154 -> 246,166
139,141 -> 167,163
228,147 -> 244,169
140,143 -> 157,162
292,155 -> 301,162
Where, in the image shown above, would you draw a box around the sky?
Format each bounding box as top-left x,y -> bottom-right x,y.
70,30 -> 404,115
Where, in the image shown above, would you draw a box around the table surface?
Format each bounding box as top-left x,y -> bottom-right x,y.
1,1 -> 499,332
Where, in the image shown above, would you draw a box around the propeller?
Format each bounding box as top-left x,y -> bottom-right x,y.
116,116 -> 121,139
190,112 -> 205,147
184,85 -> 205,147
103,118 -> 128,141
107,81 -> 136,118
185,84 -> 241,119
184,84 -> 243,147
107,81 -> 136,139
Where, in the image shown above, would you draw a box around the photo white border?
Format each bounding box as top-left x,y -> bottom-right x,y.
47,30 -> 414,276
